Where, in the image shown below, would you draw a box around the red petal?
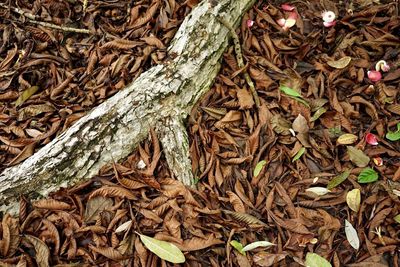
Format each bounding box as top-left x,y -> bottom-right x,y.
281,4 -> 295,11
247,19 -> 254,27
367,70 -> 382,82
366,133 -> 378,145
323,20 -> 336,27
288,11 -> 298,20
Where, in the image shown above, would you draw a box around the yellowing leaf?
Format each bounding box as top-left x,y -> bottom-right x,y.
15,86 -> 39,107
337,134 -> 358,145
327,170 -> 350,190
346,189 -> 361,212
305,252 -> 332,267
242,241 -> 275,252
253,160 -> 267,178
394,214 -> 400,224
138,233 -> 185,263
347,146 -> 370,167
345,220 -> 360,250
230,240 -> 245,255
310,107 -> 327,122
292,147 -> 305,162
327,56 -> 352,69
305,187 -> 331,196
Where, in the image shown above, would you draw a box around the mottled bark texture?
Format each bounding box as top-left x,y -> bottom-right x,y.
0,0 -> 256,215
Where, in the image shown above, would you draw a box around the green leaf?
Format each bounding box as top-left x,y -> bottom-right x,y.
310,107 -> 327,122
305,252 -> 332,267
230,240 -> 245,255
292,147 -> 305,162
242,241 -> 275,252
253,160 -> 267,178
138,233 -> 185,263
279,86 -> 302,98
327,170 -> 350,190
358,168 -> 378,183
394,214 -> 400,224
15,86 -> 39,107
347,146 -> 370,167
386,128 -> 400,141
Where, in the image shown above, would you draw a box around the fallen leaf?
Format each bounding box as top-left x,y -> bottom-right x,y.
24,235 -> 50,267
253,252 -> 287,267
358,168 -> 378,183
253,160 -> 267,178
346,189 -> 361,212
345,220 -> 360,250
327,56 -> 352,69
242,241 -> 275,252
292,114 -> 309,133
230,240 -> 245,255
327,170 -> 350,189
138,233 -> 185,263
347,146 -> 370,167
305,253 -> 331,267
115,220 -> 132,233
292,147 -> 305,162
337,134 -> 358,145
84,196 -> 113,222
306,187 -> 331,196
15,86 -> 39,107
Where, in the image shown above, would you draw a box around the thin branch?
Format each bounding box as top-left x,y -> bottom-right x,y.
0,2 -> 90,34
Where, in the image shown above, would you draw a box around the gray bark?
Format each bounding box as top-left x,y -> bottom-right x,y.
0,0 -> 256,215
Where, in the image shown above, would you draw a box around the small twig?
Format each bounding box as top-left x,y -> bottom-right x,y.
0,2 -> 90,34
217,16 -> 261,108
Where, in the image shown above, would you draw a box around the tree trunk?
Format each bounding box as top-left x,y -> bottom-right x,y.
0,0 -> 256,215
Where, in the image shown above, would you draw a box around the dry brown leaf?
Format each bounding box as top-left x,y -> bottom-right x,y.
88,186 -> 137,200
33,199 -> 71,210
24,235 -> 50,267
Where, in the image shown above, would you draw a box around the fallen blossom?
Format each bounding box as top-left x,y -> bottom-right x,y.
375,60 -> 390,72
281,3 -> 295,11
247,19 -> 254,27
373,157 -> 383,166
367,70 -> 382,82
277,12 -> 297,30
366,133 -> 378,145
323,21 -> 336,27
322,10 -> 336,27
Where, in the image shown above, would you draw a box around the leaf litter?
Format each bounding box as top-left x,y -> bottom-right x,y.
0,0 -> 400,266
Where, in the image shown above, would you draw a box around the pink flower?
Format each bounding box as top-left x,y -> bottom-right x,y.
375,60 -> 390,72
281,4 -> 295,11
366,133 -> 378,145
277,12 -> 297,30
367,70 -> 382,82
247,19 -> 254,27
322,10 -> 336,28
323,20 -> 336,27
322,11 -> 336,23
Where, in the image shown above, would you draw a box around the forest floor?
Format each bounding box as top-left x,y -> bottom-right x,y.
0,0 -> 399,266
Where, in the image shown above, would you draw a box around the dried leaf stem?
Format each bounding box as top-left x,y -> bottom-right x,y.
217,16 -> 260,107
0,2 -> 90,34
